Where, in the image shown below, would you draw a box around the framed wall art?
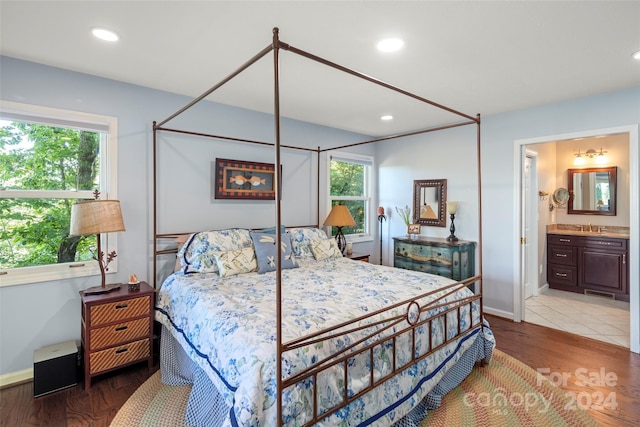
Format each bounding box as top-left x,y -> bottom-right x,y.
214,158 -> 277,200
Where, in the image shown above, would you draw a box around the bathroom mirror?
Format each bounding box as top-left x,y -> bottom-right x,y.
413,179 -> 447,227
568,166 -> 617,216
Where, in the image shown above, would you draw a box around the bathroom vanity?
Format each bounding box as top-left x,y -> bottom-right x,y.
547,230 -> 629,302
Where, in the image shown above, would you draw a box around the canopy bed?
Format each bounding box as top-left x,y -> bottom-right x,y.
152,28 -> 491,426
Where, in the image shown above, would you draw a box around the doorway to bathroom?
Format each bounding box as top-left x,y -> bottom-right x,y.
515,125 -> 638,353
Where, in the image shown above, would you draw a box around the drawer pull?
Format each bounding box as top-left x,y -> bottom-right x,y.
555,272 -> 567,277
555,253 -> 568,258
115,326 -> 128,332
115,348 -> 128,354
115,303 -> 129,310
596,241 -> 612,246
623,254 -> 626,264
559,238 -> 571,242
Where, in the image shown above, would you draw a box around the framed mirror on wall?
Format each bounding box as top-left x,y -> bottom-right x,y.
413,179 -> 447,227
568,166 -> 617,215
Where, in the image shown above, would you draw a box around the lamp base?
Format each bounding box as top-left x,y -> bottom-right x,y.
82,283 -> 121,295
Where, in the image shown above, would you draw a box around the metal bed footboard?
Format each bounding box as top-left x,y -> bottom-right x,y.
281,275 -> 483,426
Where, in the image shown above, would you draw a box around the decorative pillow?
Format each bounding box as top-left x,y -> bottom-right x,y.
310,238 -> 343,261
288,227 -> 329,258
257,225 -> 287,234
213,247 -> 257,277
177,228 -> 253,274
250,231 -> 298,274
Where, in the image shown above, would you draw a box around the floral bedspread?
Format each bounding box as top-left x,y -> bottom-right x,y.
155,257 -> 494,426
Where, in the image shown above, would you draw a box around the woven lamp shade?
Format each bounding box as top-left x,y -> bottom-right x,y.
70,200 -> 125,236
323,205 -> 356,227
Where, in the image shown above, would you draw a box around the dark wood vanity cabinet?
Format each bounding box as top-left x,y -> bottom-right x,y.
547,234 -> 628,301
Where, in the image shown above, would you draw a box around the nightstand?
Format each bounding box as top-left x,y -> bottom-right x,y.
347,252 -> 370,262
80,282 -> 155,389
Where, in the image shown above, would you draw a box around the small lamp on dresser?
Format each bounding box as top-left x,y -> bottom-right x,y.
324,204 -> 356,254
70,198 -> 126,294
446,201 -> 459,242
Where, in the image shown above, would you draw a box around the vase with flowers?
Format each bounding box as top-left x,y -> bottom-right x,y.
395,205 -> 413,236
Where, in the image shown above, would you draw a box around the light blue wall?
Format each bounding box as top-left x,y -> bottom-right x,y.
0,56 -> 374,377
1,55 -> 639,377
377,87 -> 640,320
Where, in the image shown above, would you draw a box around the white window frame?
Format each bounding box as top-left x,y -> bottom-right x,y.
326,151 -> 373,243
0,101 -> 119,287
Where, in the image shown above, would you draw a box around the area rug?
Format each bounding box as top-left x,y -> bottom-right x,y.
111,350 -> 598,426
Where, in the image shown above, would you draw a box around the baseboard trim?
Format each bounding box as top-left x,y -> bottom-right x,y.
484,306 -> 514,320
0,368 -> 33,389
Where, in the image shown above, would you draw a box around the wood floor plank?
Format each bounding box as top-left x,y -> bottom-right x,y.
0,317 -> 637,426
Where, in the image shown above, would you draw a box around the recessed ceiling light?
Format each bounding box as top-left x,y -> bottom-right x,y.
633,49 -> 640,60
380,115 -> 394,121
91,27 -> 119,42
376,38 -> 404,53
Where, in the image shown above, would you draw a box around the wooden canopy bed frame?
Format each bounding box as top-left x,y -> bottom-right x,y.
152,28 -> 487,427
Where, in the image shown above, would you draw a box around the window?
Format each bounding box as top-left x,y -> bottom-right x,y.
327,151 -> 373,241
0,101 -> 118,286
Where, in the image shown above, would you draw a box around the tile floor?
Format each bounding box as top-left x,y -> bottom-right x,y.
525,288 -> 630,348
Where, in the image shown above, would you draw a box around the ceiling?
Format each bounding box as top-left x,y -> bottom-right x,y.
1,1 -> 639,136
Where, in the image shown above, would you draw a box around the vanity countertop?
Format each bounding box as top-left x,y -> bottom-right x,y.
547,224 -> 630,239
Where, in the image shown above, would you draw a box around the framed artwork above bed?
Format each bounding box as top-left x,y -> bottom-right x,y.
214,158 -> 277,200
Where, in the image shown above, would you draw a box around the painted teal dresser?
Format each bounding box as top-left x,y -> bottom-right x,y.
393,236 -> 476,281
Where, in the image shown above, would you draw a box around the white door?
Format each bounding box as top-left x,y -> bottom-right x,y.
522,150 -> 539,301
522,155 -> 532,299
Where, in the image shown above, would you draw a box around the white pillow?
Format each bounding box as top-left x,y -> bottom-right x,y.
213,247 -> 258,277
309,238 -> 343,261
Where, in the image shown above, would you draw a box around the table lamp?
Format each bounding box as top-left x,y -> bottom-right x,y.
70,199 -> 125,294
323,204 -> 356,254
446,201 -> 459,242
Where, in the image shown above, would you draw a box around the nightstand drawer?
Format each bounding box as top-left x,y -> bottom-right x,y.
90,296 -> 150,326
89,338 -> 150,374
90,317 -> 150,350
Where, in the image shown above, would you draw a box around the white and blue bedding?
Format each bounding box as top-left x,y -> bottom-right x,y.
155,256 -> 495,426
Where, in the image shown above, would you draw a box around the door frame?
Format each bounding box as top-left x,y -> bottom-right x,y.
513,124 -> 639,353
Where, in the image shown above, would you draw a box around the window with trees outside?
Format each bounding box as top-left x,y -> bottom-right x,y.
328,152 -> 372,241
0,101 -> 118,286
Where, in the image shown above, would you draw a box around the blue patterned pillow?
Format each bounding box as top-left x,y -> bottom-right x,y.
250,231 -> 298,274
288,227 -> 328,258
178,228 -> 253,274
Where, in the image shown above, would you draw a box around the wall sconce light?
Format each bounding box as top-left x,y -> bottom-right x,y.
574,148 -> 607,165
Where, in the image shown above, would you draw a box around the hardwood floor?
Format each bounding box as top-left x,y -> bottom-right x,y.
1,316 -> 638,426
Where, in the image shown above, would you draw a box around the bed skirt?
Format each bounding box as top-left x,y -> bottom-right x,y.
159,323 -> 494,427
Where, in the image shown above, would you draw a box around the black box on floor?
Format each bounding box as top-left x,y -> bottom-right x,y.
33,341 -> 78,397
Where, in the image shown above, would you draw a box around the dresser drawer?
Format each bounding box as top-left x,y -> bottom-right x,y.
548,265 -> 577,286
90,296 -> 150,326
548,245 -> 577,266
89,338 -> 150,374
547,234 -> 578,246
90,317 -> 150,350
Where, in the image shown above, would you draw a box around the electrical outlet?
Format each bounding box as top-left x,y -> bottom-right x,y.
539,264 -> 543,275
